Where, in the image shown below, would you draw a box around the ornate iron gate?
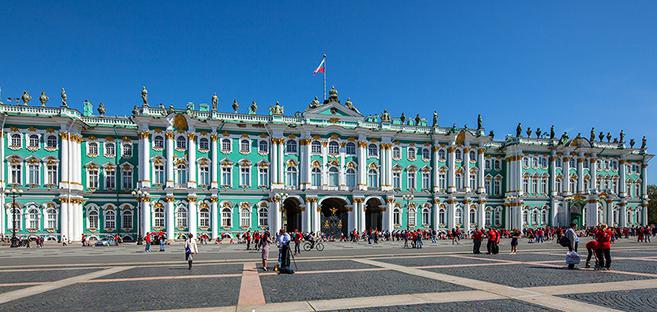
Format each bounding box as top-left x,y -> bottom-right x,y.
321,207 -> 345,239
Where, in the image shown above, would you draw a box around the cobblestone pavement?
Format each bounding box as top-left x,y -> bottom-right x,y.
0,238 -> 656,311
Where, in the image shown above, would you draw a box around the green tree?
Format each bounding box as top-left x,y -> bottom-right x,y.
648,185 -> 657,224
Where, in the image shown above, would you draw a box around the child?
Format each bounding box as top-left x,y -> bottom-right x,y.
585,239 -> 599,269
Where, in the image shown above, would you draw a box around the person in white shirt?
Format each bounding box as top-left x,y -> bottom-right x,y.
277,229 -> 293,274
185,233 -> 199,270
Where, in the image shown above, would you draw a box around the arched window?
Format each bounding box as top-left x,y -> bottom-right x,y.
286,140 -> 297,153
598,207 -> 604,225
46,135 -> 58,149
393,208 -> 401,226
27,207 -> 40,230
311,167 -> 321,187
9,208 -> 21,230
177,207 -> 188,228
328,141 -> 339,154
122,142 -> 132,157
438,149 -> 446,160
46,208 -> 57,229
286,166 -> 298,188
88,209 -> 99,229
367,169 -> 379,188
542,209 -> 549,225
240,208 -> 251,227
408,147 -> 416,160
10,133 -> 21,148
455,205 -> 463,226
88,142 -> 99,156
258,206 -> 269,226
153,136 -> 164,149
346,168 -> 356,188
613,207 -> 619,226
199,137 -> 209,151
455,149 -> 462,161
345,142 -> 356,155
28,134 -> 39,149
532,209 -> 539,225
258,140 -> 268,153
122,210 -> 133,230
455,173 -> 462,190
522,209 -> 529,225
176,164 -> 187,187
105,210 -> 116,229
176,136 -> 187,150
495,207 -> 502,226
153,207 -> 164,228
485,208 -> 493,227
240,139 -> 250,153
439,207 -> 446,226
627,210 -> 633,225
311,141 -> 322,154
422,208 -> 430,226
222,207 -> 232,227
408,208 -> 417,227
392,146 -> 401,159
469,150 -> 476,161
328,167 -> 339,187
199,208 -> 210,228
422,147 -> 431,160
407,169 -> 416,190
368,144 -> 378,157
221,138 -> 232,152
469,208 -> 477,226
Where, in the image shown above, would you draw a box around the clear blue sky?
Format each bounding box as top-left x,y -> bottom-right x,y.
2,2 -> 656,182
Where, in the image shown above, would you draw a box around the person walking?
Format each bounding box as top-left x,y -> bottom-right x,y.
260,231 -> 272,271
510,228 -> 520,254
159,231 -> 166,252
472,228 -> 483,254
565,223 -> 579,269
144,232 -> 152,252
486,227 -> 497,254
595,224 -> 613,270
185,233 -> 199,270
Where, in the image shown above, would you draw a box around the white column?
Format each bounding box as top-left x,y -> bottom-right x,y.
447,200 -> 456,229
606,201 -> 614,226
386,144 -> 393,189
464,147 -> 471,193
211,198 -> 218,239
357,199 -> 366,233
304,140 -> 312,188
587,199 -> 598,227
347,205 -> 355,233
619,202 -> 627,227
166,196 -> 175,240
379,145 -> 386,189
339,144 -> 346,190
188,133 -> 197,188
321,141 -> 328,188
641,162 -> 648,199
59,132 -> 69,189
210,134 -> 218,189
272,200 -> 282,232
385,198 -> 395,231
642,203 -> 648,226
432,145 -> 440,192
140,130 -> 151,188
464,202 -> 471,232
165,132 -> 174,188
278,139 -> 285,185
477,148 -> 485,193
619,159 -> 627,197
312,199 -> 321,233
72,201 -> 83,242
302,204 -> 310,232
271,138 -> 278,186
590,155 -> 597,193
188,197 -> 197,237
549,153 -> 557,196
577,153 -> 584,193
357,140 -> 367,190
447,146 -> 456,193
300,138 -> 309,189
60,201 -> 69,241
142,199 -> 151,236
563,155 -> 571,194
478,201 -> 486,229
551,200 -> 559,227
432,199 -> 440,230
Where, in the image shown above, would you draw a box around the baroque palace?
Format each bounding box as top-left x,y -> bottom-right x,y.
0,87 -> 652,242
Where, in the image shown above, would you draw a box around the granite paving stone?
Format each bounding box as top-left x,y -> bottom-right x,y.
0,268 -> 98,283
560,288 -> 657,311
258,259 -> 376,271
330,299 -> 558,312
261,270 -> 471,303
426,264 -> 650,287
376,255 -> 491,267
0,277 -> 241,312
99,263 -> 243,279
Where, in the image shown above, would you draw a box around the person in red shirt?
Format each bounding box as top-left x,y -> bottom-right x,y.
472,228 -> 483,254
585,239 -> 599,268
486,228 -> 497,254
595,224 -> 613,270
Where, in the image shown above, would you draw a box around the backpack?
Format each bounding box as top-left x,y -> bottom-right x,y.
559,236 -> 570,247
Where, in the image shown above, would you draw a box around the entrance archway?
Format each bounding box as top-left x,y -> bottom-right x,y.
320,197 -> 349,238
365,198 -> 383,231
569,202 -> 585,228
283,197 -> 302,232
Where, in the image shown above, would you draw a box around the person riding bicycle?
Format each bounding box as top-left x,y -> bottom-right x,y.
305,231 -> 316,249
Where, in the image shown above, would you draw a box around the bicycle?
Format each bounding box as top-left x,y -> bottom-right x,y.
303,241 -> 324,251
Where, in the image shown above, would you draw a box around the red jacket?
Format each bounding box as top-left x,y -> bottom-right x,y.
595,229 -> 612,250
487,229 -> 497,241
585,240 -> 598,250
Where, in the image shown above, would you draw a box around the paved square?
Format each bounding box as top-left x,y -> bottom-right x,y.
0,239 -> 656,311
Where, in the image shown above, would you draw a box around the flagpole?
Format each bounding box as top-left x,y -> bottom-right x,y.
323,53 -> 327,101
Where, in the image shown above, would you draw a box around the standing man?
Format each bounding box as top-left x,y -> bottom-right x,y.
472,228 -> 483,254
245,231 -> 252,250
486,227 -> 497,254
565,223 -> 579,269
276,229 -> 293,274
144,232 -> 152,253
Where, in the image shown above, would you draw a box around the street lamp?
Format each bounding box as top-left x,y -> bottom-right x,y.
5,188 -> 24,248
131,188 -> 150,245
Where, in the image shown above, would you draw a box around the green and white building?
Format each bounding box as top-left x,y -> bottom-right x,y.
0,87 -> 652,242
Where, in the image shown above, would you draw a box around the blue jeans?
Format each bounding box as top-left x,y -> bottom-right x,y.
145,243 -> 151,252
160,241 -> 165,251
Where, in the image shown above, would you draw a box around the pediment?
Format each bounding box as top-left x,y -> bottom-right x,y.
303,99 -> 363,120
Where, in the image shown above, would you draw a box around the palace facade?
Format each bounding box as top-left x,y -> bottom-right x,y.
0,87 -> 652,241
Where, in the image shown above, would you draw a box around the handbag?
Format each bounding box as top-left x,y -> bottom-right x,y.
565,251 -> 581,265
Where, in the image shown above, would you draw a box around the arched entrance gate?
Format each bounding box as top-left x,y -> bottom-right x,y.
320,197 -> 348,239
282,197 -> 302,232
365,198 -> 383,231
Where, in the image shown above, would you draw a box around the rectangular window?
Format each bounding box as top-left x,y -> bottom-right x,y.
221,167 -> 232,187
105,143 -> 115,157
408,172 -> 416,190
10,163 -> 22,184
258,167 -> 269,187
439,173 -> 446,191
199,166 -> 210,187
122,143 -> 132,158
89,169 -> 99,189
47,164 -> 58,185
422,172 -> 430,190
154,164 -> 165,185
105,169 -> 115,190
122,170 -> 133,190
240,167 -> 250,187
393,172 -> 401,189
28,163 -> 40,185
494,179 -> 501,195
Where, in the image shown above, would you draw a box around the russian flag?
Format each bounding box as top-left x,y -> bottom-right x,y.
313,57 -> 325,75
